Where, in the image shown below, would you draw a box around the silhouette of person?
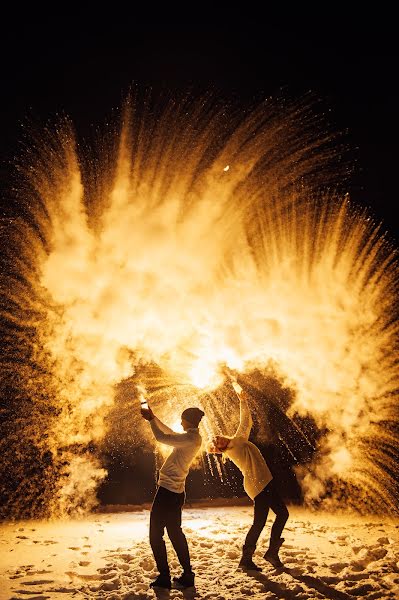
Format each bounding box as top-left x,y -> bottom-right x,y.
141,403 -> 205,590
209,381 -> 288,570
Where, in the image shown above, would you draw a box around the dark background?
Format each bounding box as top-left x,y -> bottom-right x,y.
0,13 -> 397,507
0,13 -> 397,238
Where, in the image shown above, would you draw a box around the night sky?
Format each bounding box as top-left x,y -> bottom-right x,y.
0,14 -> 397,238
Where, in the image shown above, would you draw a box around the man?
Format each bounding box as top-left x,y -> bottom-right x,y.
141,403 -> 205,590
210,381 -> 289,570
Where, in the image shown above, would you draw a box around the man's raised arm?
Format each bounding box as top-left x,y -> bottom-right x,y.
152,415 -> 176,436
141,407 -> 192,447
150,419 -> 192,447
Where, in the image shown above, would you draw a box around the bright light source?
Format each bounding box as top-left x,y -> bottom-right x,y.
158,419 -> 184,456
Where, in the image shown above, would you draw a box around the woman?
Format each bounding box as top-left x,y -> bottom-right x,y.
210,382 -> 288,570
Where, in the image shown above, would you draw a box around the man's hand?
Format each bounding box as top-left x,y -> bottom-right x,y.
141,407 -> 154,421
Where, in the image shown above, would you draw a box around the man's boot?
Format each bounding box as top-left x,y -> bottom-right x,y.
238,545 -> 262,571
264,537 -> 284,568
150,573 -> 172,589
173,571 -> 195,589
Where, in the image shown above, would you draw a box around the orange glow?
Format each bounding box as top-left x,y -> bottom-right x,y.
5,95 -> 398,515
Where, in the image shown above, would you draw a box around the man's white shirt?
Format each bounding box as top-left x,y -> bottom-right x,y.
150,417 -> 202,494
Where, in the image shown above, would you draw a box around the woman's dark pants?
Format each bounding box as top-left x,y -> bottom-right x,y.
244,479 -> 289,552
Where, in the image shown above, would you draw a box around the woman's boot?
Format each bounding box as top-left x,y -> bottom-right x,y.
264,537 -> 284,568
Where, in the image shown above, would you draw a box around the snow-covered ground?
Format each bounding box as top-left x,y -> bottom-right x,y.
1,504 -> 398,600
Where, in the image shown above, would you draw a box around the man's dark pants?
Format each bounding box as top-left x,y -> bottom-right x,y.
150,486 -> 191,576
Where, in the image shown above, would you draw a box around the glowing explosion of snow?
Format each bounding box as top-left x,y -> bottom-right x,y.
0,94 -> 398,517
